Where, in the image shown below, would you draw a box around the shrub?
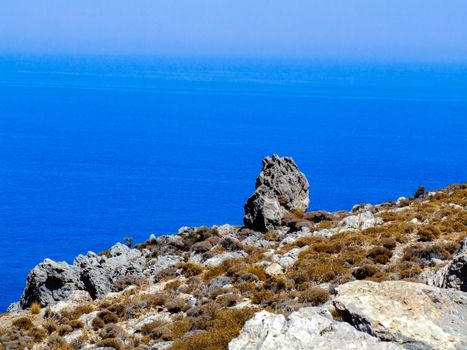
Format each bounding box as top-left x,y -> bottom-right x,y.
417,225 -> 441,242
367,247 -> 392,264
250,290 -> 274,305
380,238 -> 397,250
97,338 -> 125,350
298,287 -> 330,305
29,326 -> 47,342
217,293 -> 241,307
140,320 -> 166,335
352,264 -> 381,280
58,324 -> 73,336
92,316 -> 105,330
164,279 -> 182,292
165,297 -> 187,313
43,319 -> 59,334
290,255 -> 351,285
12,316 -> 34,330
171,308 -> 257,350
112,275 -> 145,292
178,263 -> 204,277
47,335 -> 73,350
171,319 -> 193,338
97,310 -> 119,324
30,302 -> 41,315
246,266 -> 267,282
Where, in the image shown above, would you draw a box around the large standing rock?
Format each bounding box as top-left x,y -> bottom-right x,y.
334,280 -> 467,350
431,238 -> 467,291
229,307 -> 403,350
244,155 -> 309,232
20,259 -> 80,308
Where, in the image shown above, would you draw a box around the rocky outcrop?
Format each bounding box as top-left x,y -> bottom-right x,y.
334,280 -> 467,350
19,243 -> 148,308
229,307 -> 403,350
20,259 -> 80,308
431,237 -> 467,292
244,155 -> 309,232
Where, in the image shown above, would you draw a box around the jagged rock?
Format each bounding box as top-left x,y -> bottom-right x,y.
338,211 -> 382,231
265,246 -> 307,269
244,155 -> 309,232
431,238 -> 467,291
265,262 -> 283,276
20,259 -> 80,308
19,242 -> 151,309
203,251 -> 248,267
334,280 -> 467,350
229,307 -> 403,350
208,276 -> 232,293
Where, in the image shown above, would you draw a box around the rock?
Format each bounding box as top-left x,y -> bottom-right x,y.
431,238 -> 467,291
74,253 -> 112,299
244,155 -> 310,232
229,307 -> 402,350
338,211 -> 382,231
265,246 -> 307,269
148,233 -> 157,243
20,259 -> 80,308
208,276 -> 232,293
19,242 -> 154,308
334,280 -> 467,350
203,251 -> 248,267
6,302 -> 21,313
265,263 -> 283,276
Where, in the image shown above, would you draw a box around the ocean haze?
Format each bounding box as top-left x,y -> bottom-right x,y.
0,55 -> 467,310
1,1 -> 467,61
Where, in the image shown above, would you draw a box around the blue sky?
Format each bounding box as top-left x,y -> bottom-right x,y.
1,0 -> 466,61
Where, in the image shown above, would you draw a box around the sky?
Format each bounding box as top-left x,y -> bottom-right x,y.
0,0 -> 467,62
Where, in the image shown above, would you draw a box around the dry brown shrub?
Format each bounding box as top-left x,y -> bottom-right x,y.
47,335 -> 73,350
62,302 -> 95,321
12,316 -> 34,330
171,308 -> 257,350
245,266 -> 268,281
290,254 -> 351,285
250,290 -> 274,305
367,246 -> 392,264
43,319 -> 59,334
352,264 -> 381,280
30,302 -> 41,315
417,225 -> 441,242
165,297 -> 188,313
298,287 -> 330,305
57,324 -> 73,336
216,293 -> 241,307
97,338 -> 125,350
178,262 -> 205,277
164,279 -> 182,292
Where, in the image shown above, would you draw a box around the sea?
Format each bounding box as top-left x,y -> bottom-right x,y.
0,54 -> 466,311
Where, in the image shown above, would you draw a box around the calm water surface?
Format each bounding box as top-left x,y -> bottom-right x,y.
0,55 -> 466,310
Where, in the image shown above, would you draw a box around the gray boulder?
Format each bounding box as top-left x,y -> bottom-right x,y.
244,155 -> 309,232
20,258 -> 80,308
19,242 -> 150,309
431,238 -> 467,291
74,253 -> 112,299
229,307 -> 403,350
334,280 -> 467,350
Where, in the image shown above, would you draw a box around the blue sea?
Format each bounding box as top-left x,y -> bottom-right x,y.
0,55 -> 466,311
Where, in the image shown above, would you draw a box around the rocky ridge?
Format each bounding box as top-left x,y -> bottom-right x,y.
0,155 -> 466,350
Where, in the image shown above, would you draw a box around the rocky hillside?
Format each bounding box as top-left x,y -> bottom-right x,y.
1,155 -> 466,350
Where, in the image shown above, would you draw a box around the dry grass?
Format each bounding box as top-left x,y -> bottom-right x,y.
171,308 -> 257,350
